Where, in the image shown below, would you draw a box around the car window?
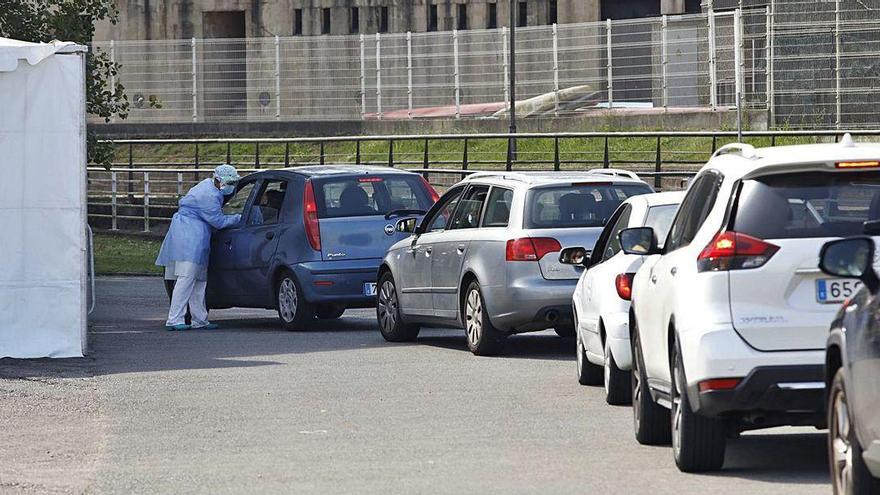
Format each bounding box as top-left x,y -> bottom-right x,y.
483,187 -> 513,227
449,185 -> 490,230
315,175 -> 431,219
665,172 -> 721,252
424,187 -> 465,232
249,179 -> 287,226
223,181 -> 257,217
643,204 -> 679,247
526,183 -> 652,229
385,177 -> 425,210
602,204 -> 632,261
733,171 -> 880,239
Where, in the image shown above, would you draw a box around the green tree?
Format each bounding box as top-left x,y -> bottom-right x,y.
0,0 -> 134,166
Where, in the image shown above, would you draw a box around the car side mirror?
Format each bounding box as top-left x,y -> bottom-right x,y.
396,217 -> 419,234
619,227 -> 660,256
559,247 -> 591,267
820,237 -> 879,293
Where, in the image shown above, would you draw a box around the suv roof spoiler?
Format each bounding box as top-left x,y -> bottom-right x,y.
466,168 -> 641,183
712,143 -> 757,159
587,168 -> 641,180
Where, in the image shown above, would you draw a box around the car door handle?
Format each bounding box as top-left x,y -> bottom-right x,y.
670,266 -> 678,276
265,231 -> 275,240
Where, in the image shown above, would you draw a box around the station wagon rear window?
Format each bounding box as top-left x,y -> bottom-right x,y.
733,171 -> 880,239
316,176 -> 432,218
525,183 -> 652,228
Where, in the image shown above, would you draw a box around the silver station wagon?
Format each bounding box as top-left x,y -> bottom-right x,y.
376,170 -> 654,355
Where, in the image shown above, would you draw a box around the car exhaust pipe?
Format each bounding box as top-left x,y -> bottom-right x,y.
545,310 -> 559,323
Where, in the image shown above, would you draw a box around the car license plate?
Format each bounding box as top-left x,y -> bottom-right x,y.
364,282 -> 377,296
816,278 -> 862,304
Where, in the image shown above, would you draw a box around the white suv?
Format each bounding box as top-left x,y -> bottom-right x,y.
620,136 -> 880,472
568,191 -> 684,405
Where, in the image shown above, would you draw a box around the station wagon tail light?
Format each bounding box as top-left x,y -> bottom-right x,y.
697,231 -> 779,272
506,237 -> 561,261
836,160 -> 880,168
615,273 -> 635,300
420,176 -> 441,203
303,180 -> 321,251
698,378 -> 741,392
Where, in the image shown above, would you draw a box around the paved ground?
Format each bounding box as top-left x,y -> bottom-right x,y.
0,277 -> 830,494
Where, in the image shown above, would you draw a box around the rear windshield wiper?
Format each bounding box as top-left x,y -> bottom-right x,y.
385,208 -> 427,220
863,219 -> 880,235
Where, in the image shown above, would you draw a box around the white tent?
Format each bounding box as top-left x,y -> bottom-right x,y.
0,38 -> 89,358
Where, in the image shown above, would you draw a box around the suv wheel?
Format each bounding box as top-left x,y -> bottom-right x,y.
829,368 -> 880,495
276,271 -> 313,331
631,322 -> 671,445
463,281 -> 505,356
315,304 -> 345,319
377,272 -> 420,342
576,335 -> 603,386
671,339 -> 726,472
604,335 -> 632,405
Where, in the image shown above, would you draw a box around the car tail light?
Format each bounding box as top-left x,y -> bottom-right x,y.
615,273 -> 635,300
303,180 -> 321,251
506,237 -> 562,261
420,176 -> 440,203
358,177 -> 384,182
698,378 -> 741,392
697,231 -> 779,272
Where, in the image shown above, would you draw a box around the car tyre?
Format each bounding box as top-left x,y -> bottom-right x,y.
604,333 -> 632,405
576,335 -> 603,386
315,304 -> 345,319
829,368 -> 880,495
631,320 -> 671,445
463,280 -> 505,356
554,323 -> 576,338
671,339 -> 726,472
276,270 -> 313,331
377,272 -> 420,342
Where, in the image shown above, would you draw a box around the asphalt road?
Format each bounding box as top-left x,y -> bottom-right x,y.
0,277 -> 830,494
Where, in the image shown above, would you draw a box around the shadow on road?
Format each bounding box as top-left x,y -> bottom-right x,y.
706,432 -> 829,485
417,331 -> 574,361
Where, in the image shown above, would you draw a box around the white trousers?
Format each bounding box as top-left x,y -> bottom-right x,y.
166,274 -> 210,327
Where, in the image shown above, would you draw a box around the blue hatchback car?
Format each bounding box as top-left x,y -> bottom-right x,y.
205,165 -> 438,329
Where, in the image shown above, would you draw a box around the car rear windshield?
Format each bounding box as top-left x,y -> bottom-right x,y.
526,183 -> 653,228
644,204 -> 679,246
315,175 -> 432,218
733,171 -> 880,239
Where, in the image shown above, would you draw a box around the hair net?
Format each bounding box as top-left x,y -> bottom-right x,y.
213,164 -> 241,186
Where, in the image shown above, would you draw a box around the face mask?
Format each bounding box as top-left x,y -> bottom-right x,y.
220,185 -> 235,196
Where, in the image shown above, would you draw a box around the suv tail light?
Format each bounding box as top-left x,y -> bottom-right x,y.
506,237 -> 561,262
697,231 -> 778,272
615,273 -> 635,300
420,176 -> 441,203
303,180 -> 321,251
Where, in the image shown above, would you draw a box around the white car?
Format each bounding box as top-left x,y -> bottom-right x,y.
567,191 -> 684,405
620,135 -> 880,472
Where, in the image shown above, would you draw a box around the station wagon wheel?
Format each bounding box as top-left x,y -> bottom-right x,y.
275,270 -> 312,331
630,319 -> 670,446
463,280 -> 504,356
829,368 -> 880,495
376,272 -> 419,342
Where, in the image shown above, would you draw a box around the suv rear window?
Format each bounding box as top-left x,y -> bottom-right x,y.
316,176 -> 431,218
733,171 -> 880,239
526,183 -> 652,228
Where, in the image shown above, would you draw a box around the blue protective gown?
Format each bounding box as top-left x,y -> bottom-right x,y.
156,179 -> 241,268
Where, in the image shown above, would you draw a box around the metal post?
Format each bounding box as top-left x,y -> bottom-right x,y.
606,19 -> 613,109
661,15 -> 668,109
359,34 -> 366,121
320,142 -> 325,165
284,142 -> 290,166
453,30 -> 461,119
376,33 -> 383,120
274,35 -> 281,121
502,27 -> 510,106
734,9 -> 743,139
191,37 -> 198,122
708,11 -> 717,110
654,137 -> 662,189
835,0 -> 842,128
177,172 -> 184,197
109,40 -> 116,123
110,171 -> 118,231
407,32 -> 413,119
127,143 -> 134,203
143,172 -> 150,233
508,0 -> 517,159
552,23 -> 560,116
768,1 -> 775,126
462,138 -> 469,170
388,139 -> 394,167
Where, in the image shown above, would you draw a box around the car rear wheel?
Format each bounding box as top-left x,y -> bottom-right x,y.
276,271 -> 313,331
377,272 -> 420,342
464,281 -> 504,356
576,335 -> 603,386
554,324 -> 575,338
829,368 -> 880,495
604,335 -> 632,405
671,339 -> 726,472
315,304 -> 345,319
631,321 -> 671,445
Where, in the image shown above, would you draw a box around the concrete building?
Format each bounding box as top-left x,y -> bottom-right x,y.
95,1 -> 702,42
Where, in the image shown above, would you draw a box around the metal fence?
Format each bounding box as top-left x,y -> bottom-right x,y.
94,9 -> 769,124
88,129 -> 880,232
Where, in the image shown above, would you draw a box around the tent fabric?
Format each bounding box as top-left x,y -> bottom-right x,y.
0,38 -> 88,358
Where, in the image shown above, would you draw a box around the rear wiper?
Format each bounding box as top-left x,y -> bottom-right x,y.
864,220 -> 880,235
385,208 -> 427,220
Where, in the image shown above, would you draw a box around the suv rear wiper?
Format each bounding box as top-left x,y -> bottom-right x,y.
863,220 -> 880,235
385,208 -> 426,220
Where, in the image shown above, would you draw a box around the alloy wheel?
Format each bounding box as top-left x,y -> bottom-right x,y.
604,341 -> 612,396
378,280 -> 398,333
831,385 -> 853,494
278,278 -> 298,323
632,337 -> 642,429
672,351 -> 686,457
465,289 -> 483,347
576,337 -> 585,377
